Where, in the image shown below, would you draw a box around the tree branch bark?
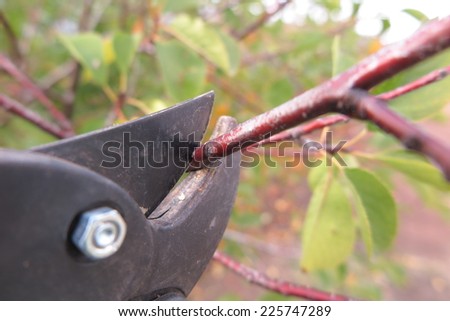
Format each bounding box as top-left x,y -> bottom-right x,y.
378,65 -> 450,100
0,11 -> 23,64
0,54 -> 74,136
213,251 -> 350,300
0,94 -> 70,138
254,115 -> 349,147
192,17 -> 450,180
233,0 -> 292,40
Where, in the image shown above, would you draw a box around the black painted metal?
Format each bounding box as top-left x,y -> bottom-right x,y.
0,109 -> 240,300
138,117 -> 240,299
33,92 -> 214,212
0,150 -> 153,300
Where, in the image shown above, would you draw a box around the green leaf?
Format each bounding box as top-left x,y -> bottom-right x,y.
331,35 -> 341,77
373,48 -> 450,120
58,33 -> 108,85
162,0 -> 199,12
331,35 -> 355,77
411,180 -> 450,217
165,14 -> 239,75
217,29 -> 241,76
301,172 -> 355,271
373,152 -> 450,191
380,18 -> 391,35
156,40 -> 206,101
341,154 -> 359,168
294,31 -> 329,53
351,1 -> 361,17
307,160 -> 328,190
314,0 -> 340,12
403,9 -> 429,22
345,168 -> 397,253
112,32 -> 141,74
263,78 -> 294,106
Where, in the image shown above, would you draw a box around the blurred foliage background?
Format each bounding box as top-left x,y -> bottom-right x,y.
1,0 -> 450,300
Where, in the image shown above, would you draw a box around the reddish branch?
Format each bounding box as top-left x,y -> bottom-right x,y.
105,92 -> 127,126
235,115 -> 348,160
378,65 -> 450,100
0,94 -> 70,138
340,89 -> 450,177
254,115 -> 349,146
192,17 -> 450,180
0,54 -> 74,135
213,251 -> 350,301
233,0 -> 292,40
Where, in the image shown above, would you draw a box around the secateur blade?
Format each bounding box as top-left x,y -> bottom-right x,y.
33,91 -> 214,213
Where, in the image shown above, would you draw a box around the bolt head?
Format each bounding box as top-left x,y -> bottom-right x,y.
71,207 -> 127,260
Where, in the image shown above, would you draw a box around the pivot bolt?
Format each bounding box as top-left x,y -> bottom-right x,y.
71,207 -> 127,260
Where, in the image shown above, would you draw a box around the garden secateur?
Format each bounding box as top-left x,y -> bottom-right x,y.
0,92 -> 241,300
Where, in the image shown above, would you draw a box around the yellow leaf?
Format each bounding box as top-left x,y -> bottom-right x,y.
368,39 -> 382,54
102,37 -> 116,65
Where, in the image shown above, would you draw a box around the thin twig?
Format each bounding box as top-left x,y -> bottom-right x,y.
105,92 -> 127,126
241,47 -> 294,67
234,115 -> 348,162
39,62 -> 76,90
378,65 -> 450,100
0,94 -> 70,138
0,54 -> 74,135
241,20 -> 355,67
63,64 -> 80,119
254,115 -> 349,147
0,11 -> 23,64
233,0 -> 292,40
213,251 -> 350,301
207,66 -> 265,114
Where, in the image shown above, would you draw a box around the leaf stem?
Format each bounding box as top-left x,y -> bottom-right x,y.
127,97 -> 150,113
102,85 -> 117,102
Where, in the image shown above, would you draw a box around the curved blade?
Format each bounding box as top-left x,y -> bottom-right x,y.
33,92 -> 214,212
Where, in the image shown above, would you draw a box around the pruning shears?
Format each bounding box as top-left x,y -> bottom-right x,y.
0,92 -> 241,300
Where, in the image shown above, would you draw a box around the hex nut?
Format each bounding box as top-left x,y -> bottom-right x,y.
71,207 -> 127,260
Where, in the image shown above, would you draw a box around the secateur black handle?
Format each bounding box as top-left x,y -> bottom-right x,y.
0,116 -> 240,300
